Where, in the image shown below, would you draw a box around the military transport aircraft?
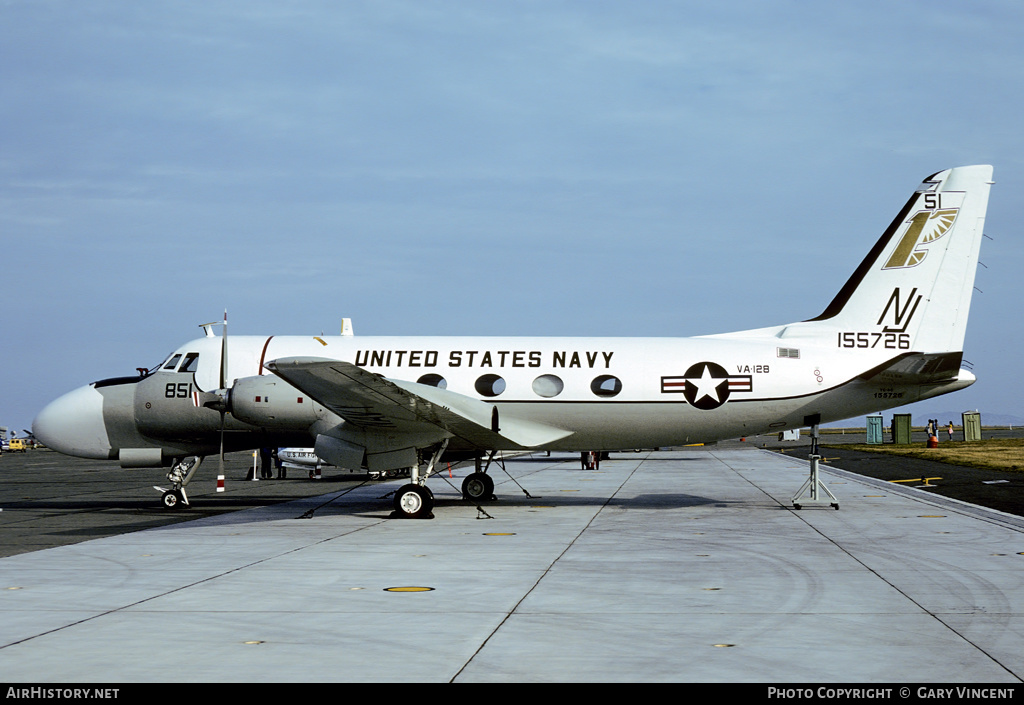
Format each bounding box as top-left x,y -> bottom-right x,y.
33,165 -> 993,518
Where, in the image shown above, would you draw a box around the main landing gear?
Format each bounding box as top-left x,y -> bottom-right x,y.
390,443 -> 506,519
461,471 -> 495,502
392,484 -> 434,520
461,454 -> 496,502
390,440 -> 449,520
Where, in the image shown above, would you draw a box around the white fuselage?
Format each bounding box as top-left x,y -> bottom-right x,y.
165,329 -> 965,451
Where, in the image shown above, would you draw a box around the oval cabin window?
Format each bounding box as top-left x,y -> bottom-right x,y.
532,374 -> 564,398
591,375 -> 622,397
475,374 -> 506,397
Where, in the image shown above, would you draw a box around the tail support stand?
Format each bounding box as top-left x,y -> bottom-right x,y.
792,420 -> 839,510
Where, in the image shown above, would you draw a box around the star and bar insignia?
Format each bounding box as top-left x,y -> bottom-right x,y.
661,361 -> 752,410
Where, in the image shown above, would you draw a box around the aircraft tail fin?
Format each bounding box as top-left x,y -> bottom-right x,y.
806,165 -> 993,354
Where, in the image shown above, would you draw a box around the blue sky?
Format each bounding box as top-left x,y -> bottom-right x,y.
3,1 -> 1023,433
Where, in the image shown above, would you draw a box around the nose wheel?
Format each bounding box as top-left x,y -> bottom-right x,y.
160,489 -> 188,509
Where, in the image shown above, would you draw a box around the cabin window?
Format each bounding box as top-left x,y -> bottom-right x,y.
162,354 -> 182,370
591,375 -> 622,397
475,374 -> 506,397
532,374 -> 564,398
417,373 -> 447,389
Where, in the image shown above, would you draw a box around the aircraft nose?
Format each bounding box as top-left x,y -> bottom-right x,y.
32,384 -> 113,459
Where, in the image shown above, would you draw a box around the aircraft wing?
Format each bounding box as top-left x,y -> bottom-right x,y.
264,357 -> 573,449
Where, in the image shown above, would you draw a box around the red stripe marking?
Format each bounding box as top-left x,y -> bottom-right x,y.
258,336 -> 275,375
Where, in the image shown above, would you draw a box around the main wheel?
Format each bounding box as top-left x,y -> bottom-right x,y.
461,472 -> 494,502
393,484 -> 434,519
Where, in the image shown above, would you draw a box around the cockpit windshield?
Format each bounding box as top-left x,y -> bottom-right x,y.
180,353 -> 200,373
139,351 -> 200,377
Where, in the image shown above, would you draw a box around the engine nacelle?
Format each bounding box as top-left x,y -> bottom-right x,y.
231,376 -> 320,430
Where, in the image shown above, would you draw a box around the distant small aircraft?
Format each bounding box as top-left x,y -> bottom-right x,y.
275,447 -> 403,480
33,166 -> 994,518
276,448 -> 323,475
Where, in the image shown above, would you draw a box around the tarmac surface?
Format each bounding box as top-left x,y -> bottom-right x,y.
2,439 -> 1024,683
0,449 -> 379,559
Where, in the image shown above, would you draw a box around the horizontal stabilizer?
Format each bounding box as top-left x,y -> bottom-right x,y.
857,351 -> 966,385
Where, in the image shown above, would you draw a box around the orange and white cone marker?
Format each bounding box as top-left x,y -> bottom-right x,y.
217,475 -> 225,492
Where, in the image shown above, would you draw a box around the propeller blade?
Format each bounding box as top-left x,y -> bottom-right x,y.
219,310 -> 228,391
219,410 -> 226,474
220,310 -> 228,466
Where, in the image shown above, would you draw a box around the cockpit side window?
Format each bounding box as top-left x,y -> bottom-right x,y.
179,353 -> 200,373
163,354 -> 182,371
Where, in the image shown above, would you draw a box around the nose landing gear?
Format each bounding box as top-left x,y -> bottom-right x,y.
154,456 -> 203,510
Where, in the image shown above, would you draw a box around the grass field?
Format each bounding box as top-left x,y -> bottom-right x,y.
823,438 -> 1024,473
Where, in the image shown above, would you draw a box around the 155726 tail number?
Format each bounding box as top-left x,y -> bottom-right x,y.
838,332 -> 910,349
